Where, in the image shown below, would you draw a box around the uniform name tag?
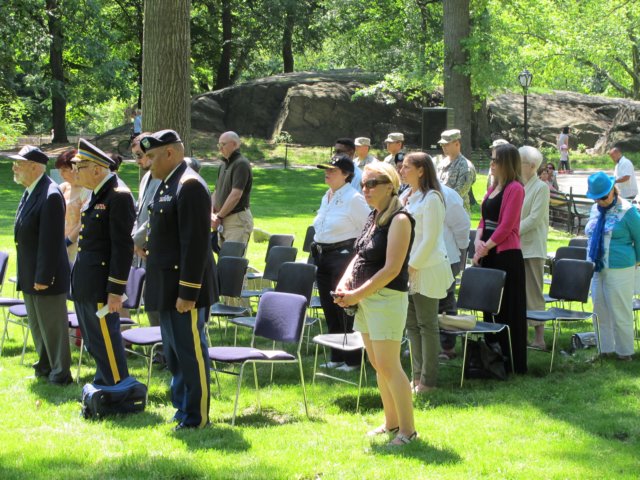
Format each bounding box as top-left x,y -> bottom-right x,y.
95,204 -> 106,210
159,195 -> 172,202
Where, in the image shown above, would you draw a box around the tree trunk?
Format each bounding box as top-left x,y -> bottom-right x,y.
47,0 -> 67,143
215,0 -> 232,90
135,0 -> 143,108
142,0 -> 191,153
282,9 -> 294,73
443,0 -> 472,156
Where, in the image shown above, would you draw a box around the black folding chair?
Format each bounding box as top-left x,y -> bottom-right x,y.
527,259 -> 597,372
440,266 -> 513,387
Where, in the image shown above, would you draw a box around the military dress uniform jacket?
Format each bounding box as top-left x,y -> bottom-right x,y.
71,174 -> 135,302
145,161 -> 218,311
15,175 -> 70,296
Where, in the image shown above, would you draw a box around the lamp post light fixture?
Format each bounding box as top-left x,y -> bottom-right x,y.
518,68 -> 533,144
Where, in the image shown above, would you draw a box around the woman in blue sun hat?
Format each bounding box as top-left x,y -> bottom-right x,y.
585,171 -> 640,361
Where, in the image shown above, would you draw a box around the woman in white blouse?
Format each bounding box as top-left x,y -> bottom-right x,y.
312,154 -> 370,370
400,152 -> 453,393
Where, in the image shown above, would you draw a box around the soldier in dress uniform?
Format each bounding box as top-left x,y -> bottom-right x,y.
71,139 -> 135,385
140,129 -> 217,430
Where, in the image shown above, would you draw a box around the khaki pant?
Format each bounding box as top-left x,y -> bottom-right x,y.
220,209 -> 253,246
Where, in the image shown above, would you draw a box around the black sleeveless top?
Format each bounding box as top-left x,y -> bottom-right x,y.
480,185 -> 506,243
350,209 -> 415,292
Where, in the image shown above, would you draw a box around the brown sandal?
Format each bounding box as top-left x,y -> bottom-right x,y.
388,431 -> 418,446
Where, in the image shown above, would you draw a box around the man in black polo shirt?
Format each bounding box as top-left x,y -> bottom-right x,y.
210,131 -> 253,246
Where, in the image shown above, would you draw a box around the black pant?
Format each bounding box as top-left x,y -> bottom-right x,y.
481,249 -> 528,374
74,300 -> 129,385
159,307 -> 210,427
314,247 -> 360,365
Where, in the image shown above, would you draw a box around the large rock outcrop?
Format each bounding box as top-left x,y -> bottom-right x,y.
191,70 -> 426,146
192,72 -> 640,152
489,91 -> 640,153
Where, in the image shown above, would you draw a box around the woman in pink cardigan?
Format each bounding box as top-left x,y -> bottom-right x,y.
473,144 -> 528,374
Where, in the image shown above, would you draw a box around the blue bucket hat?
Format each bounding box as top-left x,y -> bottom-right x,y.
586,171 -> 615,199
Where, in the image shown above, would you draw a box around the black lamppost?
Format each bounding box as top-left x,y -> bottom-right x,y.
518,68 -> 533,144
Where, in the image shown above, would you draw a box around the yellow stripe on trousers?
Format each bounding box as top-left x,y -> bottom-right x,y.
191,308 -> 208,427
97,302 -> 121,384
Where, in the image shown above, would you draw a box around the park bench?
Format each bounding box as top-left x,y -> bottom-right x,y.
568,187 -> 593,235
548,188 -> 593,234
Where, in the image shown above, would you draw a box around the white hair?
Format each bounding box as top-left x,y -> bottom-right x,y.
518,145 -> 543,170
222,131 -> 241,147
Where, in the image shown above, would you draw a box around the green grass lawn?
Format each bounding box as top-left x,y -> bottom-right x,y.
0,162 -> 639,479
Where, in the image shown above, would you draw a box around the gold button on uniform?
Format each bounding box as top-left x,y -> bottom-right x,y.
174,265 -> 178,270
101,262 -> 106,266
78,247 -> 82,251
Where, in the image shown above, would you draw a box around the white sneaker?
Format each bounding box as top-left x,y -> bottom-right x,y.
319,361 -> 344,369
336,364 -> 359,372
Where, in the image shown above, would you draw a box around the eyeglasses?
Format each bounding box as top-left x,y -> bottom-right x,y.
217,142 -> 229,148
361,178 -> 391,190
72,163 -> 90,172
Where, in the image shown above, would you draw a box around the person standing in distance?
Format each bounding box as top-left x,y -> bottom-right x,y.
211,131 -> 253,247
11,146 -> 73,385
610,147 -> 638,201
71,139 -> 135,385
130,133 -> 161,327
141,130 -> 217,430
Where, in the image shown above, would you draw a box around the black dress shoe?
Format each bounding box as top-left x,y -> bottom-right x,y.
48,374 -> 73,386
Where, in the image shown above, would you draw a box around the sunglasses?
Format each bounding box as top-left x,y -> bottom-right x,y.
361,178 -> 391,190
597,192 -> 612,201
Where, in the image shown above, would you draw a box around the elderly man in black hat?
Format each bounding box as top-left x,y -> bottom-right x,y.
11,146 -> 73,385
140,129 -> 217,430
71,139 -> 135,386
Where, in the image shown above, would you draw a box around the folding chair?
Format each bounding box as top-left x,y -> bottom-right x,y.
209,291 -> 309,425
302,226 -> 315,264
440,266 -> 513,387
120,266 -> 146,326
0,252 -> 25,355
210,256 -> 251,342
544,246 -> 587,302
121,326 -> 162,400
246,234 -> 295,285
527,259 -> 597,372
312,332 -> 366,411
230,262 -> 317,346
241,246 -> 298,302
568,237 -> 588,248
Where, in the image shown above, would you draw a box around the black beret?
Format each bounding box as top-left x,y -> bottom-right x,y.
140,129 -> 182,153
9,145 -> 49,165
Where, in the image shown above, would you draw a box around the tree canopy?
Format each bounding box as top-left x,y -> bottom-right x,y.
1,0 -> 638,144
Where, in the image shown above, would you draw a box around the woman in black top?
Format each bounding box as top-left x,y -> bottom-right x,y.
335,161 -> 417,446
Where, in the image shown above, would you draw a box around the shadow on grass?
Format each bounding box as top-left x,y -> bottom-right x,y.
370,437 -> 462,465
332,390 -> 382,413
170,423 -> 251,452
0,452 -> 286,478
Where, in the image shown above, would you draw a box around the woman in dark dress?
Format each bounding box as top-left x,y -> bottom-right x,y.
473,144 -> 528,374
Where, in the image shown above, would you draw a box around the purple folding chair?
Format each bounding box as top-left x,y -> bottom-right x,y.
0,252 -> 26,357
121,326 -> 163,400
209,291 -> 309,425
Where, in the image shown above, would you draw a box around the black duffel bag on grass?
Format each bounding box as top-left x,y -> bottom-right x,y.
463,339 -> 507,380
81,376 -> 147,419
